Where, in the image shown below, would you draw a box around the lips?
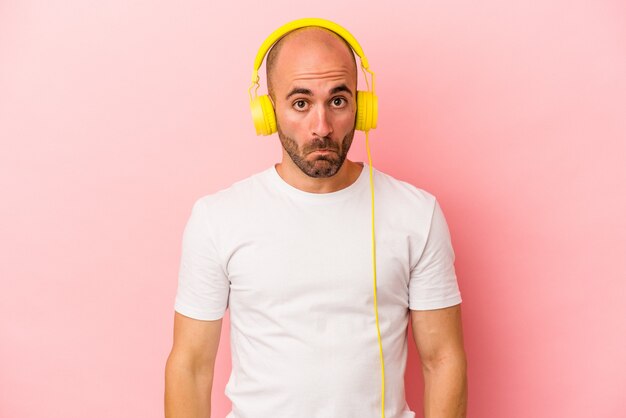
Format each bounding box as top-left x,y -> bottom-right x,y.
305,138 -> 338,154
310,146 -> 338,152
311,149 -> 336,155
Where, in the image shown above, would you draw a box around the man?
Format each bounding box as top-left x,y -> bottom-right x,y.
165,22 -> 467,418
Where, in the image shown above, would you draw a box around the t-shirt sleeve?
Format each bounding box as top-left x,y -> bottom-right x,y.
408,198 -> 462,310
174,198 -> 230,320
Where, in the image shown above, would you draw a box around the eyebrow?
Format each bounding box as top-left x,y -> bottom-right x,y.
285,84 -> 354,100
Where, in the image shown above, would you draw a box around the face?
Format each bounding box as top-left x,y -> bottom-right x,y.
270,29 -> 358,178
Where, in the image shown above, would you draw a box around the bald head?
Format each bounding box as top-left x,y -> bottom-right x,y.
266,27 -> 358,100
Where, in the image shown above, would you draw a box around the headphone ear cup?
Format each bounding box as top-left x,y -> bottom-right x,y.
250,95 -> 277,136
356,91 -> 378,131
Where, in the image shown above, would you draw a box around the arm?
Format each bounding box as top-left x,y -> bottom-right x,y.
411,304 -> 467,418
164,312 -> 223,418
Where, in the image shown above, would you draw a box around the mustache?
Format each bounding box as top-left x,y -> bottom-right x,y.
302,137 -> 339,154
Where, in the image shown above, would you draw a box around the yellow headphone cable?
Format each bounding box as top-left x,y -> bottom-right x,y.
366,129 -> 386,418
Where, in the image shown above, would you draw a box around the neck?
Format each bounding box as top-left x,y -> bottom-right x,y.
275,158 -> 363,194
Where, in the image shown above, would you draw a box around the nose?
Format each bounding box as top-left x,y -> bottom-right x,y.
310,105 -> 333,138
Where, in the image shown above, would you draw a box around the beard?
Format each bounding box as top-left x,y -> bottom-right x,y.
277,125 -> 355,178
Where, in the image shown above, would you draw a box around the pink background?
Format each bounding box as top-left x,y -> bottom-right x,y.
1,1 -> 625,417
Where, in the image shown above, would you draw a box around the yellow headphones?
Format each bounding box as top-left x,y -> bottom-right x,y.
249,17 -> 378,135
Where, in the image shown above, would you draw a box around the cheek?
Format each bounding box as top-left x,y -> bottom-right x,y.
276,112 -> 302,136
335,108 -> 357,129
275,103 -> 296,124
276,109 -> 310,138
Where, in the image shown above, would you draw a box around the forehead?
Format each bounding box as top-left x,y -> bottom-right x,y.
270,28 -> 357,92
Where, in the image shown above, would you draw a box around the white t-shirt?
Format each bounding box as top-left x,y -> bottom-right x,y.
174,163 -> 462,418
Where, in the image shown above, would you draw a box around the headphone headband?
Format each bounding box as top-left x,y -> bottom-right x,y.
249,18 -> 377,135
251,18 -> 369,83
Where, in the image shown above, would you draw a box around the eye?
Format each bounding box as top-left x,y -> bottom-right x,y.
293,100 -> 308,111
331,97 -> 347,107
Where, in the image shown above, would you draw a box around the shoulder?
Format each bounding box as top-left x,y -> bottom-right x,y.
372,167 -> 438,210
192,168 -> 273,215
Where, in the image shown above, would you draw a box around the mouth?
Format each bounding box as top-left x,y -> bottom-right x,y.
309,149 -> 337,157
305,137 -> 338,154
